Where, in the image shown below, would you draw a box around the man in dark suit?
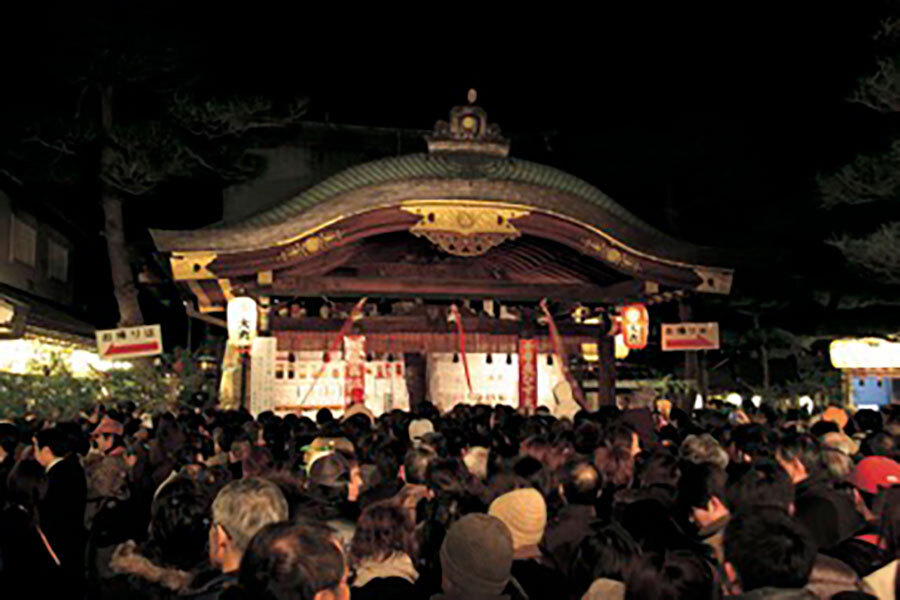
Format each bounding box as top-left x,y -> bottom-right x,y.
0,422 -> 20,507
34,426 -> 87,592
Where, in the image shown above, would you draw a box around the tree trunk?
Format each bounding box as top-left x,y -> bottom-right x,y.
761,343 -> 770,401
100,84 -> 143,327
101,192 -> 142,326
753,315 -> 770,402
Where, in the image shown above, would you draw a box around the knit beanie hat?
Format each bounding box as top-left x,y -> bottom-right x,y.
488,487 -> 547,549
440,514 -> 513,596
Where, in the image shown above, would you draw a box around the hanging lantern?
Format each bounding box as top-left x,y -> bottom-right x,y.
614,333 -> 631,359
227,297 -> 258,350
620,303 -> 649,350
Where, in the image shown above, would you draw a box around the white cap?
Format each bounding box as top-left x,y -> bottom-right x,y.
408,418 -> 434,442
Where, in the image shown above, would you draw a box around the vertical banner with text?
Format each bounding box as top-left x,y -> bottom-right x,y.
518,338 -> 538,412
344,335 -> 366,406
250,337 -> 277,414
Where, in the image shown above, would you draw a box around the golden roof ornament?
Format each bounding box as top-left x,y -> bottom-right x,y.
426,90 -> 510,157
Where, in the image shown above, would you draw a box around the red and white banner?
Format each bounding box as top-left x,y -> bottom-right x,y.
518,338 -> 538,411
96,325 -> 162,360
344,335 -> 366,405
662,322 -> 720,351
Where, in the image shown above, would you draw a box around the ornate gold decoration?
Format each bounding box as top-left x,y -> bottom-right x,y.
278,230 -> 343,262
257,270 -> 274,286
170,251 -> 218,280
583,238 -> 642,272
427,95 -> 510,157
402,202 -> 529,257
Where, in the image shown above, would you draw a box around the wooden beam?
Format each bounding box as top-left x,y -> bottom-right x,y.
269,315 -> 604,337
260,276 -> 649,303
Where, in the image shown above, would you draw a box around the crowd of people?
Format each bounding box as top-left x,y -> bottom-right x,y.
0,393 -> 898,600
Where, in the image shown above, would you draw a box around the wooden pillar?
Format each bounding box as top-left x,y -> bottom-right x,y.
404,353 -> 427,412
597,334 -> 616,407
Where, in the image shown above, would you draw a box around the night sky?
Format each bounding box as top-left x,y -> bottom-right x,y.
0,3 -> 893,349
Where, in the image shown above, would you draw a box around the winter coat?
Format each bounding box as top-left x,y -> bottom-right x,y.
822,527 -> 894,578
542,503 -> 595,576
806,553 -> 876,600
0,505 -> 64,599
729,587 -> 818,600
352,552 -> 419,600
100,540 -> 193,600
510,555 -> 567,600
794,477 -> 864,551
863,559 -> 898,600
581,578 -> 625,600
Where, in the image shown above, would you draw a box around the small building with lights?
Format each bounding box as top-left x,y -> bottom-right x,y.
830,338 -> 900,408
0,189 -> 117,375
152,97 -> 735,415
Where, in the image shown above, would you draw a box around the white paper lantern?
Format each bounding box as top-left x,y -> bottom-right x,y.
227,297 -> 258,349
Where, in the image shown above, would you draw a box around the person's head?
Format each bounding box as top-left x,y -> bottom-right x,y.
775,432 -> 820,485
680,434 -> 729,470
559,459 -> 600,506
877,486 -> 900,556
488,487 -> 547,550
570,521 -> 641,597
678,462 -> 729,530
316,408 -> 335,426
242,446 -> 275,478
729,424 -> 777,463
626,550 -> 718,600
350,502 -> 416,564
6,459 -> 46,522
462,446 -> 490,481
440,513 -> 514,597
638,451 -> 681,490
149,478 -> 213,570
849,456 -> 900,512
92,416 -> 125,454
608,425 -> 642,458
209,477 -> 289,573
239,520 -> 349,600
725,460 -> 795,514
821,447 -> 855,481
724,508 -> 816,594
408,418 -> 434,444
0,422 -> 20,460
33,427 -> 69,467
594,443 -> 635,488
403,446 -> 438,485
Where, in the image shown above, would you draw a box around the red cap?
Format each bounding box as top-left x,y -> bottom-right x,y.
849,456 -> 900,495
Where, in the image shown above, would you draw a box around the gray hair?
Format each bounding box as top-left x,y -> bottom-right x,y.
212,477 -> 288,553
680,433 -> 729,470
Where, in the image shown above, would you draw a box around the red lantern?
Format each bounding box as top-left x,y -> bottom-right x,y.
620,304 -> 649,350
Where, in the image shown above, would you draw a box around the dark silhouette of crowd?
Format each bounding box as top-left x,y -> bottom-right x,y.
0,394 -> 898,600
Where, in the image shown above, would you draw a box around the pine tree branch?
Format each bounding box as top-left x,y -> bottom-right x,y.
22,136 -> 77,156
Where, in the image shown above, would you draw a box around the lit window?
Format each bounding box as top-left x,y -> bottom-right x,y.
9,215 -> 36,267
48,239 -> 68,282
